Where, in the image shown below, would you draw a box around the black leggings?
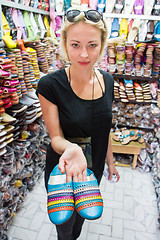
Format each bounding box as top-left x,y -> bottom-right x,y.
56,209 -> 85,240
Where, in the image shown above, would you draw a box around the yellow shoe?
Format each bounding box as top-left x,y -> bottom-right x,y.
2,12 -> 10,36
2,35 -> 17,48
119,18 -> 128,39
44,15 -> 50,37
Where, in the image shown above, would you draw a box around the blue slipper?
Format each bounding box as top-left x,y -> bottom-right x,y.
110,18 -> 119,38
154,22 -> 160,42
47,164 -> 74,225
73,169 -> 103,220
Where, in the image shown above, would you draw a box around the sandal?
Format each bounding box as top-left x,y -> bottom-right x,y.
130,129 -> 139,141
121,129 -> 131,145
112,130 -> 123,142
138,133 -> 145,144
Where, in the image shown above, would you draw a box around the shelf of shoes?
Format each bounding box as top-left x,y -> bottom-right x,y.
56,11 -> 160,21
0,39 -> 58,238
0,0 -> 49,15
103,13 -> 160,21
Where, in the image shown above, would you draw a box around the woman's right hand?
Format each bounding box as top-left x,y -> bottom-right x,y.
58,144 -> 87,183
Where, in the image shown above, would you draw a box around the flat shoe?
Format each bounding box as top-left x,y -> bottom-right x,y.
73,169 -> 103,220
47,164 -> 74,225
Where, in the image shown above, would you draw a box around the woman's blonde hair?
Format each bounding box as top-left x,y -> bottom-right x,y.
59,9 -> 108,61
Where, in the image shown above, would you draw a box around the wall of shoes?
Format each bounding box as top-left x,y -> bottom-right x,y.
0,0 -> 160,239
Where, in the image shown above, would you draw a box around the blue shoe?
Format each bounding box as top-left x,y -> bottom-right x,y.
154,22 -> 160,42
110,18 -> 119,38
73,169 -> 103,220
47,164 -> 74,225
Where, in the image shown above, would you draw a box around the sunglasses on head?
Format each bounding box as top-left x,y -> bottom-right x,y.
65,9 -> 103,23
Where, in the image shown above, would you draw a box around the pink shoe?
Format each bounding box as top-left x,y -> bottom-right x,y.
1,87 -> 17,94
134,0 -> 144,15
1,80 -> 19,87
0,69 -> 10,77
0,64 -> 12,70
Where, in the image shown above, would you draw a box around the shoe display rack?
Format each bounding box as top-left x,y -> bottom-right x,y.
111,132 -> 146,169
0,0 -> 49,43
0,2 -> 59,238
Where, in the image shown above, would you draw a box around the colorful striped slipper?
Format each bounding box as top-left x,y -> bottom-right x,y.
73,169 -> 103,220
47,164 -> 74,225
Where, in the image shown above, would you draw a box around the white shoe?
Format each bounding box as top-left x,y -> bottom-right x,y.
128,18 -> 141,43
55,0 -> 64,13
105,0 -> 116,13
29,12 -> 40,36
104,17 -> 112,39
144,0 -> 155,15
38,14 -> 47,38
124,0 -> 134,14
26,89 -> 39,100
138,20 -> 148,41
89,0 -> 98,9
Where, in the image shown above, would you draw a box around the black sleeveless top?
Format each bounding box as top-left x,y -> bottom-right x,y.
37,68 -> 114,187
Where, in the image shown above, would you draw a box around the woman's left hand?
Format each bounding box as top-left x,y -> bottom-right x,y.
108,164 -> 120,182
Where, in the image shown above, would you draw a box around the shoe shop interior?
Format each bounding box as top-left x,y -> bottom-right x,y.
0,0 -> 160,240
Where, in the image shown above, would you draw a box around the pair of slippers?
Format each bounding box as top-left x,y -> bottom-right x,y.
47,164 -> 103,225
113,129 -> 145,145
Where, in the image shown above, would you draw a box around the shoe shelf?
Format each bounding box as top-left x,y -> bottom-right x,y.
114,98 -> 157,106
103,12 -> 160,21
0,0 -> 49,15
112,123 -> 154,132
56,11 -> 160,21
112,73 -> 159,82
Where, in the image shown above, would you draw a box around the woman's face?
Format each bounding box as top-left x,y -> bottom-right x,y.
66,22 -> 102,69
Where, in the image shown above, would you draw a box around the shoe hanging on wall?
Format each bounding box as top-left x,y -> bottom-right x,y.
114,0 -> 125,13
105,0 -> 116,13
124,0 -> 134,14
154,21 -> 160,41
134,0 -> 144,15
138,20 -> 148,42
110,18 -> 119,38
119,18 -> 128,39
144,0 -> 155,15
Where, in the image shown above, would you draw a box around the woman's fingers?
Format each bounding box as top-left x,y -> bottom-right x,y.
116,172 -> 120,182
82,169 -> 87,182
58,157 -> 65,174
66,172 -> 72,183
73,175 -> 78,182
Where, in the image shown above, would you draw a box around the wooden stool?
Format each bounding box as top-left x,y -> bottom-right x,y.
111,132 -> 146,169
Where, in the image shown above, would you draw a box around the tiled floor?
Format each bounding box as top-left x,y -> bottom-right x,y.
7,166 -> 160,240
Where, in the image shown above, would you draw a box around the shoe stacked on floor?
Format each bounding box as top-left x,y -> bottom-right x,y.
0,118 -> 48,239
134,43 -> 146,77
25,40 -> 49,74
106,42 -> 160,78
113,78 -> 157,104
125,43 -> 134,76
152,45 -> 160,78
116,43 -> 125,74
107,43 -> 116,74
143,45 -> 154,77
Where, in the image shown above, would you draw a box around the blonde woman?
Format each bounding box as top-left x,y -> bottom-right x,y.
37,8 -> 120,240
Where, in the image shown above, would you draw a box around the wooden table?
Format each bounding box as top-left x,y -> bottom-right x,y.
111,132 -> 146,169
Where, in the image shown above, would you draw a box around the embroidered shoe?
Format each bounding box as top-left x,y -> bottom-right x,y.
73,169 -> 103,220
47,164 -> 74,225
